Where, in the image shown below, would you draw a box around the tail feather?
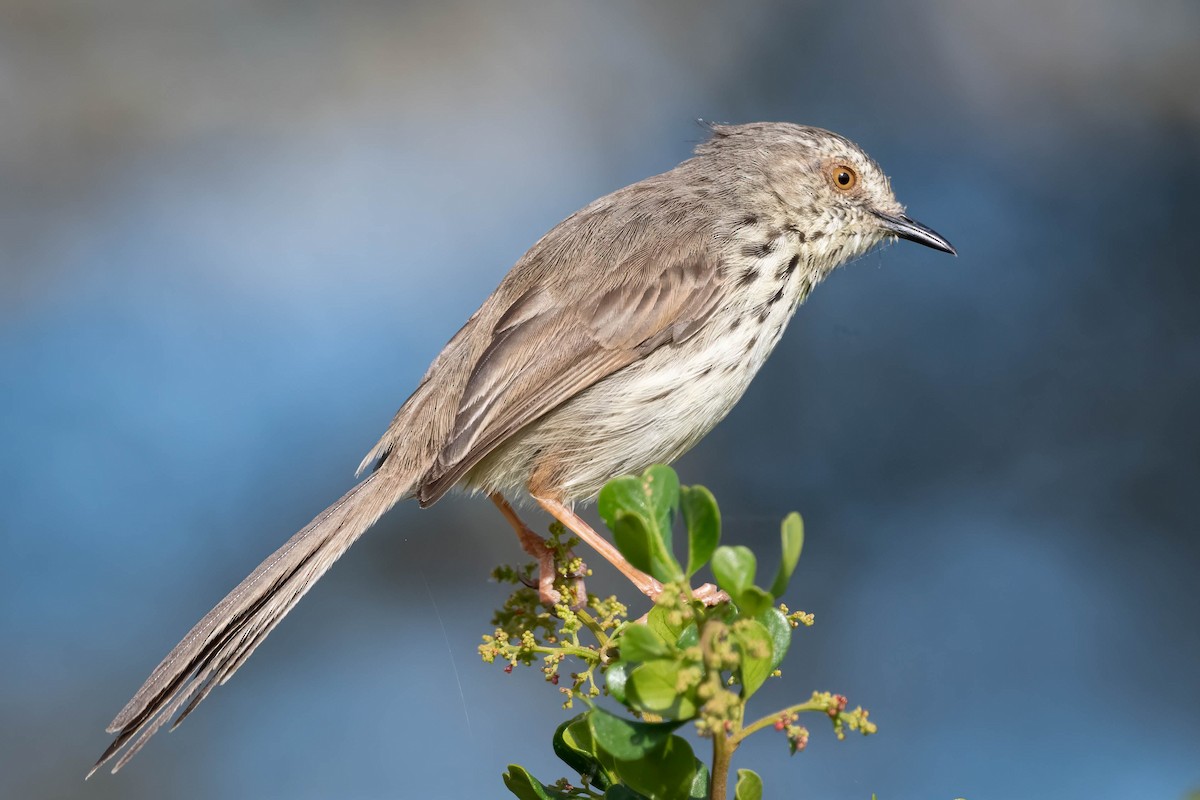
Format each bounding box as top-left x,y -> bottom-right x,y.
89,470 -> 406,777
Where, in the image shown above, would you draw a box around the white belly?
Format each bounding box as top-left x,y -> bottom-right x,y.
464,247 -> 816,501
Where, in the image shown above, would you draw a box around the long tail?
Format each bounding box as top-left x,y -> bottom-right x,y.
89,469 -> 407,776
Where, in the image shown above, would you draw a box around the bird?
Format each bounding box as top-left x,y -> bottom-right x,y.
90,121 -> 955,775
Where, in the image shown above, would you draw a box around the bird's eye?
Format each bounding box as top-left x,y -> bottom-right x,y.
831,164 -> 858,191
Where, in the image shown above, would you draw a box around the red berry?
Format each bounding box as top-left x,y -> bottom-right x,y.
504,664 -> 514,674
550,674 -> 560,685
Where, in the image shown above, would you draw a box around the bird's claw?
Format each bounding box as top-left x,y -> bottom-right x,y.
518,546 -> 587,608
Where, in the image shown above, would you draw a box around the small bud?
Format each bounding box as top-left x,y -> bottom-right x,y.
504,664 -> 514,674
786,725 -> 810,755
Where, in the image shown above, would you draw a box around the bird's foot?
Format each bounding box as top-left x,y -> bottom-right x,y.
513,534 -> 586,607
560,564 -> 588,610
491,491 -> 586,606
691,582 -> 731,607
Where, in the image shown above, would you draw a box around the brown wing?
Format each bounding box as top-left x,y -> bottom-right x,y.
415,249 -> 723,504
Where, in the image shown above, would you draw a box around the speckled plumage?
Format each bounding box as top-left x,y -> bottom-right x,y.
93,122 -> 954,774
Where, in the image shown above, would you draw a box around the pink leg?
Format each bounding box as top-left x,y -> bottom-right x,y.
533,494 -> 730,607
533,495 -> 664,600
489,492 -> 584,605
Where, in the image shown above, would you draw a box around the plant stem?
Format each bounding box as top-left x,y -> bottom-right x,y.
735,699 -> 824,743
575,608 -> 609,647
527,642 -> 598,662
710,731 -> 735,800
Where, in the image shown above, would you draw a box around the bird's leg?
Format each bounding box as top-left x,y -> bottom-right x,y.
533,494 -> 731,608
533,495 -> 665,600
489,492 -> 585,606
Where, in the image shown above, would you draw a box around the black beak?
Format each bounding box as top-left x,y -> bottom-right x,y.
873,211 -> 956,255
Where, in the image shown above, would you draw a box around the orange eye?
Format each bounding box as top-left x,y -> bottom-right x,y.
831,164 -> 858,191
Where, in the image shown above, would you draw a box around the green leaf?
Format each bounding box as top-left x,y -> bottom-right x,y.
618,623 -> 672,662
639,465 -> 681,534
734,768 -> 763,800
603,787 -> 648,800
687,761 -> 710,799
605,662 -> 630,705
608,510 -> 655,578
502,765 -> 554,800
711,546 -> 756,602
587,707 -> 683,761
736,586 -> 774,618
598,468 -> 683,583
769,513 -> 804,598
597,475 -> 643,524
641,466 -> 683,582
627,659 -> 699,720
757,606 -> 792,673
646,602 -> 685,646
680,485 -> 720,577
676,623 -> 699,649
733,620 -> 774,698
628,664 -> 691,718
613,734 -> 698,800
553,716 -> 613,790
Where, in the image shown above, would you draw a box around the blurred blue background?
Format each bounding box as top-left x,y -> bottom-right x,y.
2,2 -> 1197,798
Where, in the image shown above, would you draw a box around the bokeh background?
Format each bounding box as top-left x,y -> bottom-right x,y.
3,2 -> 1198,798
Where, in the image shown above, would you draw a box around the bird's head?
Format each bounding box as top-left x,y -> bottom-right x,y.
699,122 -> 955,269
